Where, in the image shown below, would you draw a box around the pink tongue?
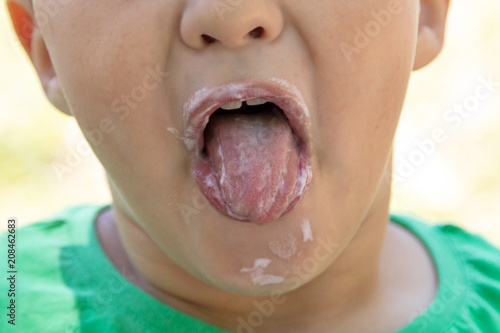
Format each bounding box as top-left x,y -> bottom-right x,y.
204,110 -> 299,223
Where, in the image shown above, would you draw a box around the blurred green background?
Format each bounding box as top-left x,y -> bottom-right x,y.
0,1 -> 499,245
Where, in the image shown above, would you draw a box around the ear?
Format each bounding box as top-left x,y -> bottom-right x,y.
6,0 -> 71,115
413,0 -> 450,71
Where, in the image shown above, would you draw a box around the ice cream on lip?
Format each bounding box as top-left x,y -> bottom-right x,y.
180,78 -> 313,225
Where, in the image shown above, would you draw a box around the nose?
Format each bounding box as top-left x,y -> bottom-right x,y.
180,0 -> 284,49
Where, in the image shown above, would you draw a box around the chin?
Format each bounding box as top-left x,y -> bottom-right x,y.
188,234 -> 328,297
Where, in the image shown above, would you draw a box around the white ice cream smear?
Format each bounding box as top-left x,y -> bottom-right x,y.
240,258 -> 271,273
268,234 -> 297,261
167,127 -> 191,147
251,274 -> 285,286
300,219 -> 313,242
240,258 -> 284,286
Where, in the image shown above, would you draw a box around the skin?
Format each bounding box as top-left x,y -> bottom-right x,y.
8,0 -> 450,332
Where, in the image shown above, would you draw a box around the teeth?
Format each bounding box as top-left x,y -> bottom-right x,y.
219,99 -> 268,110
246,98 -> 267,106
220,101 -> 243,110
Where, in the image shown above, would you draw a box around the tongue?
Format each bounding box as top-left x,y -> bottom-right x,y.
204,109 -> 299,223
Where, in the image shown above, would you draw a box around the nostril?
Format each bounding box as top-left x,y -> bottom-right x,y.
248,27 -> 264,39
201,34 -> 217,44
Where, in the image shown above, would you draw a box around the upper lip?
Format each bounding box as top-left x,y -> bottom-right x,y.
182,78 -> 312,154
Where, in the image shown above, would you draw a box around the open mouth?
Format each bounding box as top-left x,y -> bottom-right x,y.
202,100 -> 289,156
182,79 -> 313,225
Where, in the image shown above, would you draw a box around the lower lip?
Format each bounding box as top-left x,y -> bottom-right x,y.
183,79 -> 313,224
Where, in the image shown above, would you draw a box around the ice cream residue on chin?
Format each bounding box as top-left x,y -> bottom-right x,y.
300,219 -> 313,242
240,258 -> 284,286
268,233 -> 297,261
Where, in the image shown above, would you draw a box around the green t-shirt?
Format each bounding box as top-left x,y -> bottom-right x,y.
0,205 -> 499,332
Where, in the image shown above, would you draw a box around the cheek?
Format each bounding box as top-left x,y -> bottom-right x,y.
44,2 -> 189,191
42,0 -> 176,129
312,1 -> 419,173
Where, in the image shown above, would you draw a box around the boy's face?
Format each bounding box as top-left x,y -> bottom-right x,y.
21,0 -> 431,295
